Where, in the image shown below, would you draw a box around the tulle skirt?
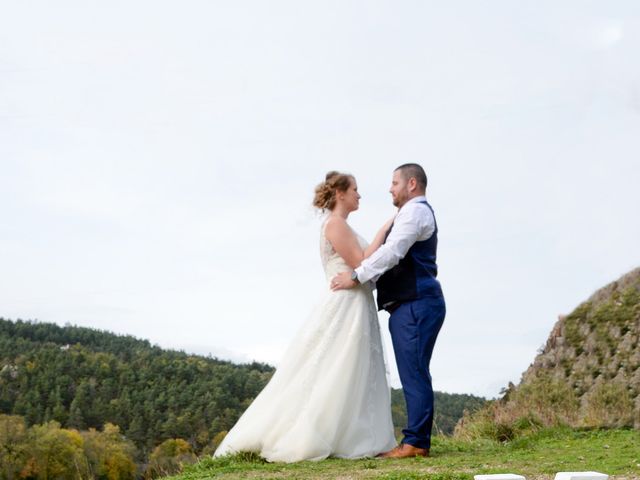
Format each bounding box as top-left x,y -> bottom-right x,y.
214,285 -> 396,462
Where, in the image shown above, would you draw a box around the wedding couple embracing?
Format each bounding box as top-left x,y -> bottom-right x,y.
215,163 -> 446,462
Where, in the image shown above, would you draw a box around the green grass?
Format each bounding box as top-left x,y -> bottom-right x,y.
165,428 -> 640,479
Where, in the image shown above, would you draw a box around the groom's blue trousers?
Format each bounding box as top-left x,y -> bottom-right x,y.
389,294 -> 446,450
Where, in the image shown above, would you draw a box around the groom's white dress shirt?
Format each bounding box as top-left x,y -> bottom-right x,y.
355,195 -> 435,285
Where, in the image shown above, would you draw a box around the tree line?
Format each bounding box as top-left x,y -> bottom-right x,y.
0,318 -> 485,478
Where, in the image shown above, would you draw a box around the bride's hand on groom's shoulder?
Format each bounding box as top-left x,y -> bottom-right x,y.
375,215 -> 396,238
383,215 -> 396,230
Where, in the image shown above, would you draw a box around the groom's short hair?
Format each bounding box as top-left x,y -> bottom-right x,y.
395,163 -> 427,192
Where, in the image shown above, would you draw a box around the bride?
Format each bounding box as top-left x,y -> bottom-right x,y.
214,171 -> 396,462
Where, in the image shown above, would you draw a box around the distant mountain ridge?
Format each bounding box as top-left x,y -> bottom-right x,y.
456,267 -> 640,439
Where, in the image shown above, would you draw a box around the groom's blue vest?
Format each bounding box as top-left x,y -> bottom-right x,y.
376,200 -> 443,311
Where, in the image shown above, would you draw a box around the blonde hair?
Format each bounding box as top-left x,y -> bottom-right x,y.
312,171 -> 353,211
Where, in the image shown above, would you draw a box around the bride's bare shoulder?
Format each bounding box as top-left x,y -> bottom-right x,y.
324,215 -> 346,226
324,215 -> 349,235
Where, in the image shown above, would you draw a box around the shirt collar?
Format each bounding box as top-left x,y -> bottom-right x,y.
405,195 -> 427,206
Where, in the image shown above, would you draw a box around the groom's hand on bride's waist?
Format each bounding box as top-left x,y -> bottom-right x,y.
330,271 -> 358,291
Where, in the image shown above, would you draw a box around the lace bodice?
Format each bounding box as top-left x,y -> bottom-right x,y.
320,218 -> 369,280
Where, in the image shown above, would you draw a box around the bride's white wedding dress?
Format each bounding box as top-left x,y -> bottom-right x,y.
214,220 -> 396,462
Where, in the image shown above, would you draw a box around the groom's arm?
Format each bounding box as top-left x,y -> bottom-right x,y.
357,202 -> 435,284
354,208 -> 420,284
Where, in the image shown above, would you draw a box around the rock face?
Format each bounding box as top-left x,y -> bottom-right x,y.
519,267 -> 640,427
457,267 -> 640,437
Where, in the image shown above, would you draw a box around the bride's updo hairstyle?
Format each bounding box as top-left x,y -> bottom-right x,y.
313,171 -> 353,212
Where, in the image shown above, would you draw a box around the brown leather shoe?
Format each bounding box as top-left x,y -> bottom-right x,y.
377,443 -> 430,459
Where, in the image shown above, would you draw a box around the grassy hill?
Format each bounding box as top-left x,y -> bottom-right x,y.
455,267 -> 640,441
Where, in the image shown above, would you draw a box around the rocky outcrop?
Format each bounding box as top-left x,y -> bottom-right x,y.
456,267 -> 640,437
522,268 -> 640,413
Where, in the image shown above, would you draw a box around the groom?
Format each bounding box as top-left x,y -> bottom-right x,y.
331,163 -> 446,459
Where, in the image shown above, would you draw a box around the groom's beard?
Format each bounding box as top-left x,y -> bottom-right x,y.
392,189 -> 412,208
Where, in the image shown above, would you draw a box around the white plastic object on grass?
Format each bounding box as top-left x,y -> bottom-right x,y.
554,473 -> 608,480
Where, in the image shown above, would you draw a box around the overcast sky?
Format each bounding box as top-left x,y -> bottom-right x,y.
2,1 -> 639,398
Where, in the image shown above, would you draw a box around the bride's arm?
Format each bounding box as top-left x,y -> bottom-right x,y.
325,216 -> 395,270
324,217 -> 364,270
363,216 -> 395,259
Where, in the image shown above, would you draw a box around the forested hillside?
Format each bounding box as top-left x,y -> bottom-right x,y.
391,389 -> 485,437
0,318 -> 273,456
